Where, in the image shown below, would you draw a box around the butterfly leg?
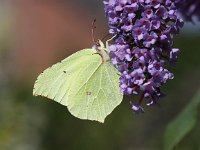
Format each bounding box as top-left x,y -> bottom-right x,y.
93,49 -> 109,64
105,35 -> 117,53
93,52 -> 106,64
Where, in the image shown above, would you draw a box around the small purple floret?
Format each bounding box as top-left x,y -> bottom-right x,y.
132,104 -> 145,113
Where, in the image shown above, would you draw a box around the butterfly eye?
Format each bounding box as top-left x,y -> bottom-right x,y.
96,42 -> 100,47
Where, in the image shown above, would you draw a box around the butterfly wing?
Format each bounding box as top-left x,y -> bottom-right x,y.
33,48 -> 123,123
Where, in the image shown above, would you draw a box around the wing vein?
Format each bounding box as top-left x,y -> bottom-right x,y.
70,61 -> 101,97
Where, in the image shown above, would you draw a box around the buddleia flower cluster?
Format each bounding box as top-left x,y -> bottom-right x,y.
103,0 -> 184,112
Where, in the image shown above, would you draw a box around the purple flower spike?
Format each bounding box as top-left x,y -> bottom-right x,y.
104,0 -> 184,112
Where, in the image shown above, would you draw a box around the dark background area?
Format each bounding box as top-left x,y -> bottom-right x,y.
0,1 -> 200,150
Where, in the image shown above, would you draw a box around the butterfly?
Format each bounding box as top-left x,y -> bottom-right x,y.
33,20 -> 123,123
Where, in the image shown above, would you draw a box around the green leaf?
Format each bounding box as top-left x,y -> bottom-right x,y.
33,48 -> 123,123
164,90 -> 200,150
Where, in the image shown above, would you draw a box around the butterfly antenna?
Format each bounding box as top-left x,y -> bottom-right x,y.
92,19 -> 97,45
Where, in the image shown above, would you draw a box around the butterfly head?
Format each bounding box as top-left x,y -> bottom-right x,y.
92,39 -> 105,50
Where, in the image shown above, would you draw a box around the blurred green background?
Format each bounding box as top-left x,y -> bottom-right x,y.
1,1 -> 200,150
